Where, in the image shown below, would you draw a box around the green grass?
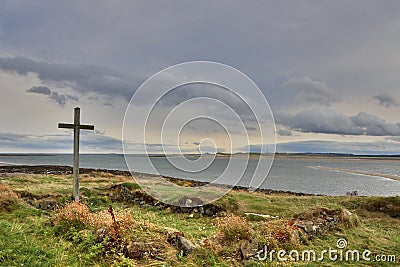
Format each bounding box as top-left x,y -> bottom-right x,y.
0,206 -> 101,266
0,173 -> 399,266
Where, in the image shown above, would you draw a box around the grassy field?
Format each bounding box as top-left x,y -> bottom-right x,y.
0,172 -> 399,266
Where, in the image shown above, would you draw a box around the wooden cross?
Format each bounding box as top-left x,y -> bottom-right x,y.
58,107 -> 94,201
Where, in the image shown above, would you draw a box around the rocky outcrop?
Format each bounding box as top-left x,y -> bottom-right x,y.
289,207 -> 359,240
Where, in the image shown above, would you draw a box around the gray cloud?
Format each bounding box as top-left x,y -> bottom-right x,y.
0,131 -> 122,152
277,129 -> 293,136
283,77 -> 341,106
276,107 -> 400,136
373,93 -> 399,108
26,85 -> 78,106
67,94 -> 79,102
1,1 -> 400,154
26,86 -> 51,95
50,91 -> 67,106
0,56 -> 136,101
246,127 -> 257,131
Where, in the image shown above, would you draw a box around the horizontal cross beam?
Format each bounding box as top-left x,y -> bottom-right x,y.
58,123 -> 94,130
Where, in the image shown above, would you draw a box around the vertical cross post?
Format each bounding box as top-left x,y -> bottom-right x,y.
73,108 -> 80,201
58,107 -> 94,201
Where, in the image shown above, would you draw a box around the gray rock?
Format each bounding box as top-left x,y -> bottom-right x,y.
239,239 -> 259,259
185,198 -> 193,207
176,235 -> 197,256
180,207 -> 190,213
204,208 -> 214,216
305,221 -> 314,233
290,229 -> 300,243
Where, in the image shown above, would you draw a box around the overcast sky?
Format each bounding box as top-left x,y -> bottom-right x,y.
1,0 -> 400,154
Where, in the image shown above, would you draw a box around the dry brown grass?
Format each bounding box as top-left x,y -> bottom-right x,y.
0,182 -> 19,211
54,202 -> 136,237
259,219 -> 298,248
81,171 -> 131,181
53,202 -> 173,263
215,214 -> 253,242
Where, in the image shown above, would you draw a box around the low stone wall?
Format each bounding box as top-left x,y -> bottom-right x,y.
108,184 -> 226,217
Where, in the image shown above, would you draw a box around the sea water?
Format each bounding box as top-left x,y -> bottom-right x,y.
0,154 -> 399,196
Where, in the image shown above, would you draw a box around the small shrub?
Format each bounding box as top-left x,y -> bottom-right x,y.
262,220 -> 291,244
215,195 -> 240,214
191,247 -> 227,267
53,202 -> 136,237
338,209 -> 360,227
53,202 -> 91,232
216,214 -> 252,242
0,182 -> 19,212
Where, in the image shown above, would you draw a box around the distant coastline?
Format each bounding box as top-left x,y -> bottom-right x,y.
1,152 -> 400,158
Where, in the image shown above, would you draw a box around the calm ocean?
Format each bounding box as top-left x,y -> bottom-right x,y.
1,154 -> 399,196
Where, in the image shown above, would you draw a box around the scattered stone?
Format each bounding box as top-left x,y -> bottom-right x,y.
177,196 -> 204,207
290,207 -> 359,240
185,198 -> 192,206
239,239 -> 259,259
289,229 -> 300,244
165,227 -> 196,256
205,208 -> 214,216
176,235 -> 197,256
346,191 -> 358,196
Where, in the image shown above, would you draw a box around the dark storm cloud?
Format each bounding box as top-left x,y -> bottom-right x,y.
26,86 -> 51,95
276,107 -> 400,136
283,77 -> 341,106
0,56 -> 136,101
373,93 -> 399,108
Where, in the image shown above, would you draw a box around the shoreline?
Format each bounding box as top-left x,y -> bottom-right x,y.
312,166 -> 400,182
0,164 -> 320,197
